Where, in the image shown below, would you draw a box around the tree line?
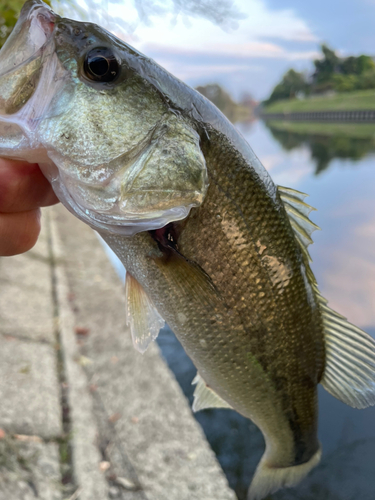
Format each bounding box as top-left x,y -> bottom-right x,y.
265,45 -> 375,105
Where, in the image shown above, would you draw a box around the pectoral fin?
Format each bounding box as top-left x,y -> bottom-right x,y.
192,373 -> 232,412
125,272 -> 165,354
153,246 -> 222,309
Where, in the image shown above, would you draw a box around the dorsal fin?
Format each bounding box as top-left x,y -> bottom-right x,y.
125,272 -> 165,354
278,185 -> 375,409
278,185 -> 320,257
192,373 -> 232,412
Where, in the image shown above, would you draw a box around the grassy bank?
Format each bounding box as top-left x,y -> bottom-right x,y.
267,120 -> 375,139
263,89 -> 375,114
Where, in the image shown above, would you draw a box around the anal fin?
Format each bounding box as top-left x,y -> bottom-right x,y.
125,272 -> 165,354
192,373 -> 232,412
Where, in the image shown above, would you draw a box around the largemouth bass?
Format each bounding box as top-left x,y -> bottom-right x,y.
1,2 -> 375,498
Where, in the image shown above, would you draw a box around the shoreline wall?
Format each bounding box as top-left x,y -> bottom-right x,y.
261,109 -> 375,122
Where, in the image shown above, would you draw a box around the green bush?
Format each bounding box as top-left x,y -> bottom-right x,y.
332,74 -> 358,92
357,70 -> 375,90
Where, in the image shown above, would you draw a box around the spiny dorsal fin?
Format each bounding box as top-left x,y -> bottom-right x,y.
192,373 -> 232,412
278,185 -> 375,409
125,272 -> 165,354
278,186 -> 320,258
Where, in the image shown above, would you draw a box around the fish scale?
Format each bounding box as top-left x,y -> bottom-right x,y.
176,127 -> 323,445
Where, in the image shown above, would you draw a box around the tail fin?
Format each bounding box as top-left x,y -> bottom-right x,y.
248,447 -> 321,500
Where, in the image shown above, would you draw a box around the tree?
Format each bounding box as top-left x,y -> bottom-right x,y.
340,54 -> 375,75
313,44 -> 340,84
356,55 -> 375,74
196,83 -> 238,120
266,69 -> 308,104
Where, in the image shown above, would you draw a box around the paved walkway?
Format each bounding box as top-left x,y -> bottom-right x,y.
0,205 -> 236,500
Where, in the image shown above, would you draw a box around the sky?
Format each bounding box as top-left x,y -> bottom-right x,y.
54,0 -> 375,101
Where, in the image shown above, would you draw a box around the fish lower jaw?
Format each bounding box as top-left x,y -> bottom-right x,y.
55,186 -> 194,236
80,204 -> 192,236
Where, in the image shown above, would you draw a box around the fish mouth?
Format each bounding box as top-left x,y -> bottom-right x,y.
0,1 -> 62,160
0,0 -> 56,81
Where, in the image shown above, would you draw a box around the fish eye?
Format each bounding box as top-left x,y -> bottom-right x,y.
83,47 -> 120,83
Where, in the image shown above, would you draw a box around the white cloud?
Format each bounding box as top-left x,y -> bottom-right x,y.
264,147 -> 314,185
71,0 -> 317,55
315,196 -> 375,329
143,41 -> 319,61
320,242 -> 375,328
124,0 -> 317,55
154,61 -> 262,82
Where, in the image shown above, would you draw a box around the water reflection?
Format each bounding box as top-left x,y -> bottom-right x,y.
263,120 -> 375,174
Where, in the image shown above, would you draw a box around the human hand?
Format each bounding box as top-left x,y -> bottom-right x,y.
0,159 -> 59,256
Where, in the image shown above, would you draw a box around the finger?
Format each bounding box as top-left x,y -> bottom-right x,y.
0,209 -> 41,256
0,159 -> 59,213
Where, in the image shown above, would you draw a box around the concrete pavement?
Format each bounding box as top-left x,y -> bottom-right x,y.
0,205 -> 237,500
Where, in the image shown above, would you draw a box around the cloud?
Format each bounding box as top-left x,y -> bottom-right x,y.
154,60 -> 263,81
107,0 -> 317,50
320,246 -> 375,328
143,41 -> 320,61
136,39 -> 318,98
262,147 -> 314,185
316,201 -> 375,329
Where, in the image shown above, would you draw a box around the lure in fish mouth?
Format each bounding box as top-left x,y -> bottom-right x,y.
0,0 -> 208,236
2,2 -> 375,500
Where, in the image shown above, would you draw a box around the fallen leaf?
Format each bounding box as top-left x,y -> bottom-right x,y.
115,477 -> 138,490
4,335 -> 16,342
0,429 -> 5,439
75,326 -> 90,336
78,356 -> 93,367
99,461 -> 111,472
108,413 -> 121,423
14,434 -> 43,443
